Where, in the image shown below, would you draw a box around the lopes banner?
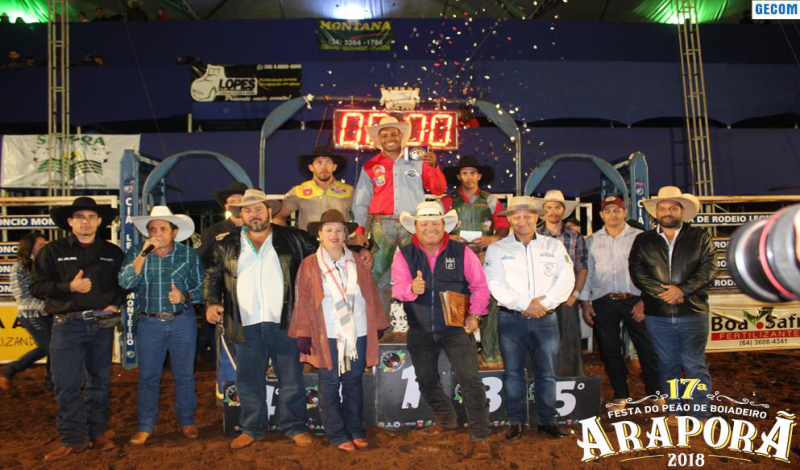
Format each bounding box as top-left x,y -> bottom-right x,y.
318,20 -> 393,51
0,135 -> 141,190
190,64 -> 302,102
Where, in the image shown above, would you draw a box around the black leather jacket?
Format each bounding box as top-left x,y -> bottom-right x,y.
629,223 -> 718,317
203,224 -> 318,343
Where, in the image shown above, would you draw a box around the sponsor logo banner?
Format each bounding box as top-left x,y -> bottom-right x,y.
0,216 -> 56,230
318,20 -> 393,52
708,294 -> 800,351
191,64 -> 302,102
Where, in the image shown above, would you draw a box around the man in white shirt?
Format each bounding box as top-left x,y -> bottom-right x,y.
484,196 -> 574,440
579,196 -> 661,412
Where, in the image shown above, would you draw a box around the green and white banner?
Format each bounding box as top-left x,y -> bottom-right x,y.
1,134 -> 140,190
318,19 -> 393,51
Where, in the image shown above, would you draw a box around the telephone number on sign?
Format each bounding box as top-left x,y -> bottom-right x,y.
739,338 -> 789,347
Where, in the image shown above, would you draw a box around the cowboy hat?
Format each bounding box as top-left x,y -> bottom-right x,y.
535,190 -> 578,219
298,145 -> 348,178
499,195 -> 545,217
366,116 -> 411,152
643,186 -> 700,222
399,201 -> 459,234
214,181 -> 250,208
228,189 -> 281,217
50,196 -> 117,232
442,155 -> 495,188
306,209 -> 359,236
132,206 -> 195,242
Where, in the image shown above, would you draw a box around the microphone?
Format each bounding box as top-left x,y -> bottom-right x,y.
140,244 -> 156,257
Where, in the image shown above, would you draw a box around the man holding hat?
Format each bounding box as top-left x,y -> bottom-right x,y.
197,181 -> 249,267
353,116 -> 447,313
118,206 -> 204,445
273,145 -> 353,231
536,189 -> 587,377
629,186 -> 717,421
390,201 -> 492,458
484,196 -> 574,440
31,197 -> 125,459
579,196 -> 662,412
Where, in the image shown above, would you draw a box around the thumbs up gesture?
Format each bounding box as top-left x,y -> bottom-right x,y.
168,283 -> 184,305
411,270 -> 426,295
69,269 -> 92,294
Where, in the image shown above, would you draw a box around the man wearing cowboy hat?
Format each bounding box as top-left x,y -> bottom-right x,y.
273,145 -> 354,231
30,197 -> 126,460
197,181 -> 250,267
118,206 -> 204,445
536,189 -> 587,377
629,186 -> 718,421
353,116 -> 447,314
390,201 -> 492,458
484,196 -> 574,440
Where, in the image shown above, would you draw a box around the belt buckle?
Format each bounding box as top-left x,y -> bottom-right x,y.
155,312 -> 175,322
79,310 -> 97,320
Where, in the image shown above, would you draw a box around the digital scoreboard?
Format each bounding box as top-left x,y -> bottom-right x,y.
332,109 -> 459,150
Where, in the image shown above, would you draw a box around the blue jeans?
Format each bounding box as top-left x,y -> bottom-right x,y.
49,316 -> 114,447
136,310 -> 198,433
318,336 -> 367,446
3,314 -> 53,380
646,315 -> 712,419
498,309 -> 560,425
233,322 -> 308,439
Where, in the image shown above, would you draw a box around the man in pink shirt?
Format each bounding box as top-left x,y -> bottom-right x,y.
390,202 -> 491,458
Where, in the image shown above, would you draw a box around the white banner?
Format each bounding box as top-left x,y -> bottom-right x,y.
708,294 -> 800,352
1,135 -> 140,190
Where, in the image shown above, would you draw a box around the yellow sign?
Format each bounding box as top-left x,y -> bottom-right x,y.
0,303 -> 38,363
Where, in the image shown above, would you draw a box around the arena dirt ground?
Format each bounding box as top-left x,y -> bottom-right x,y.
0,349 -> 798,469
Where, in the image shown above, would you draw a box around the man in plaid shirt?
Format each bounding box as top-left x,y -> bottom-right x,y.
118,206 -> 204,445
536,190 -> 587,377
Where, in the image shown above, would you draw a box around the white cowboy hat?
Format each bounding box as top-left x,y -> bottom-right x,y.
499,195 -> 545,216
366,116 -> 411,151
643,186 -> 700,222
534,190 -> 577,218
399,201 -> 459,234
132,206 -> 195,242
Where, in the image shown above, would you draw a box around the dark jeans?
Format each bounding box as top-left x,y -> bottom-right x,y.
233,322 -> 308,439
592,296 -> 660,399
136,310 -> 197,433
318,336 -> 367,446
498,308 -> 559,425
555,303 -> 583,376
50,316 -> 114,447
2,314 -> 53,380
406,327 -> 490,441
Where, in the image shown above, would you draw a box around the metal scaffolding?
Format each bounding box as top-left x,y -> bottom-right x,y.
47,0 -> 71,197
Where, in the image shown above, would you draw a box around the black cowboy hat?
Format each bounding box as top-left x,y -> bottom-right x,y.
443,155 -> 495,189
306,209 -> 359,236
50,196 -> 117,232
298,145 -> 347,178
214,181 -> 250,208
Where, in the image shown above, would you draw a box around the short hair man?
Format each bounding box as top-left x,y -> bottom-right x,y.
31,197 -> 125,460
484,196 -> 574,440
273,145 -> 353,231
580,196 -> 662,411
390,202 -> 492,458
629,186 -> 718,421
119,206 -> 205,445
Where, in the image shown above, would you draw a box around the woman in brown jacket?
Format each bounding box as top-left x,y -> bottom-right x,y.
289,210 -> 388,452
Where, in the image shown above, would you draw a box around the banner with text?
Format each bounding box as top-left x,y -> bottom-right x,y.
318,20 -> 393,51
190,64 -> 302,102
708,294 -> 800,351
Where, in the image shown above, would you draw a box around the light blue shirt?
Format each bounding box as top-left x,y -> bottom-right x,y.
237,229 -> 283,326
580,223 -> 643,301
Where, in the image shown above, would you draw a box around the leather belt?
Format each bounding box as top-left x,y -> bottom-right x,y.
500,307 -> 556,318
140,311 -> 182,322
605,293 -> 635,300
58,310 -> 116,320
373,214 -> 400,222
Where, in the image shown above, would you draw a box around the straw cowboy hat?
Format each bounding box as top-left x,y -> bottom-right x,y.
306,209 -> 359,235
535,190 -> 578,219
643,186 -> 700,222
132,206 -> 195,242
499,195 -> 545,216
442,155 -> 495,189
298,145 -> 348,177
213,181 -> 249,208
50,196 -> 117,231
366,116 -> 411,151
228,189 -> 281,217
399,201 -> 459,234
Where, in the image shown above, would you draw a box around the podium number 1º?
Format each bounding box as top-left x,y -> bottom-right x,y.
666,378 -> 707,399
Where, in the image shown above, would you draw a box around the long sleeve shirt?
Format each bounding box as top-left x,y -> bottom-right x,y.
9,262 -> 46,318
579,224 -> 643,301
391,235 -> 490,315
118,241 -> 204,313
352,152 -> 447,232
30,234 -> 126,315
484,232 -> 575,312
537,225 -> 588,273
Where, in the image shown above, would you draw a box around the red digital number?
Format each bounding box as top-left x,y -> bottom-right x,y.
429,113 -> 454,148
364,112 -> 389,147
338,112 -> 365,148
333,110 -> 458,149
403,113 -> 428,146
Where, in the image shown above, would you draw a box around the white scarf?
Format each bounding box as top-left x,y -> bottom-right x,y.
317,246 -> 359,374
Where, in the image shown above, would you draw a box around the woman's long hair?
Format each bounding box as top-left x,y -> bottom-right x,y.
17,232 -> 46,273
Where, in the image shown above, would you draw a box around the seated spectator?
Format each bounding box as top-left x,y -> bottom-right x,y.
459,105 -> 480,129
78,12 -> 89,22
14,16 -> 24,24
93,55 -> 106,67
93,7 -> 109,21
25,57 -> 37,67
126,1 -> 149,22
6,49 -> 23,69
82,54 -> 95,66
156,6 -> 169,21
0,13 -> 9,23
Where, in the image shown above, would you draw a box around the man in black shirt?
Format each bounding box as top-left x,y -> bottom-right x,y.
31,197 -> 126,460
